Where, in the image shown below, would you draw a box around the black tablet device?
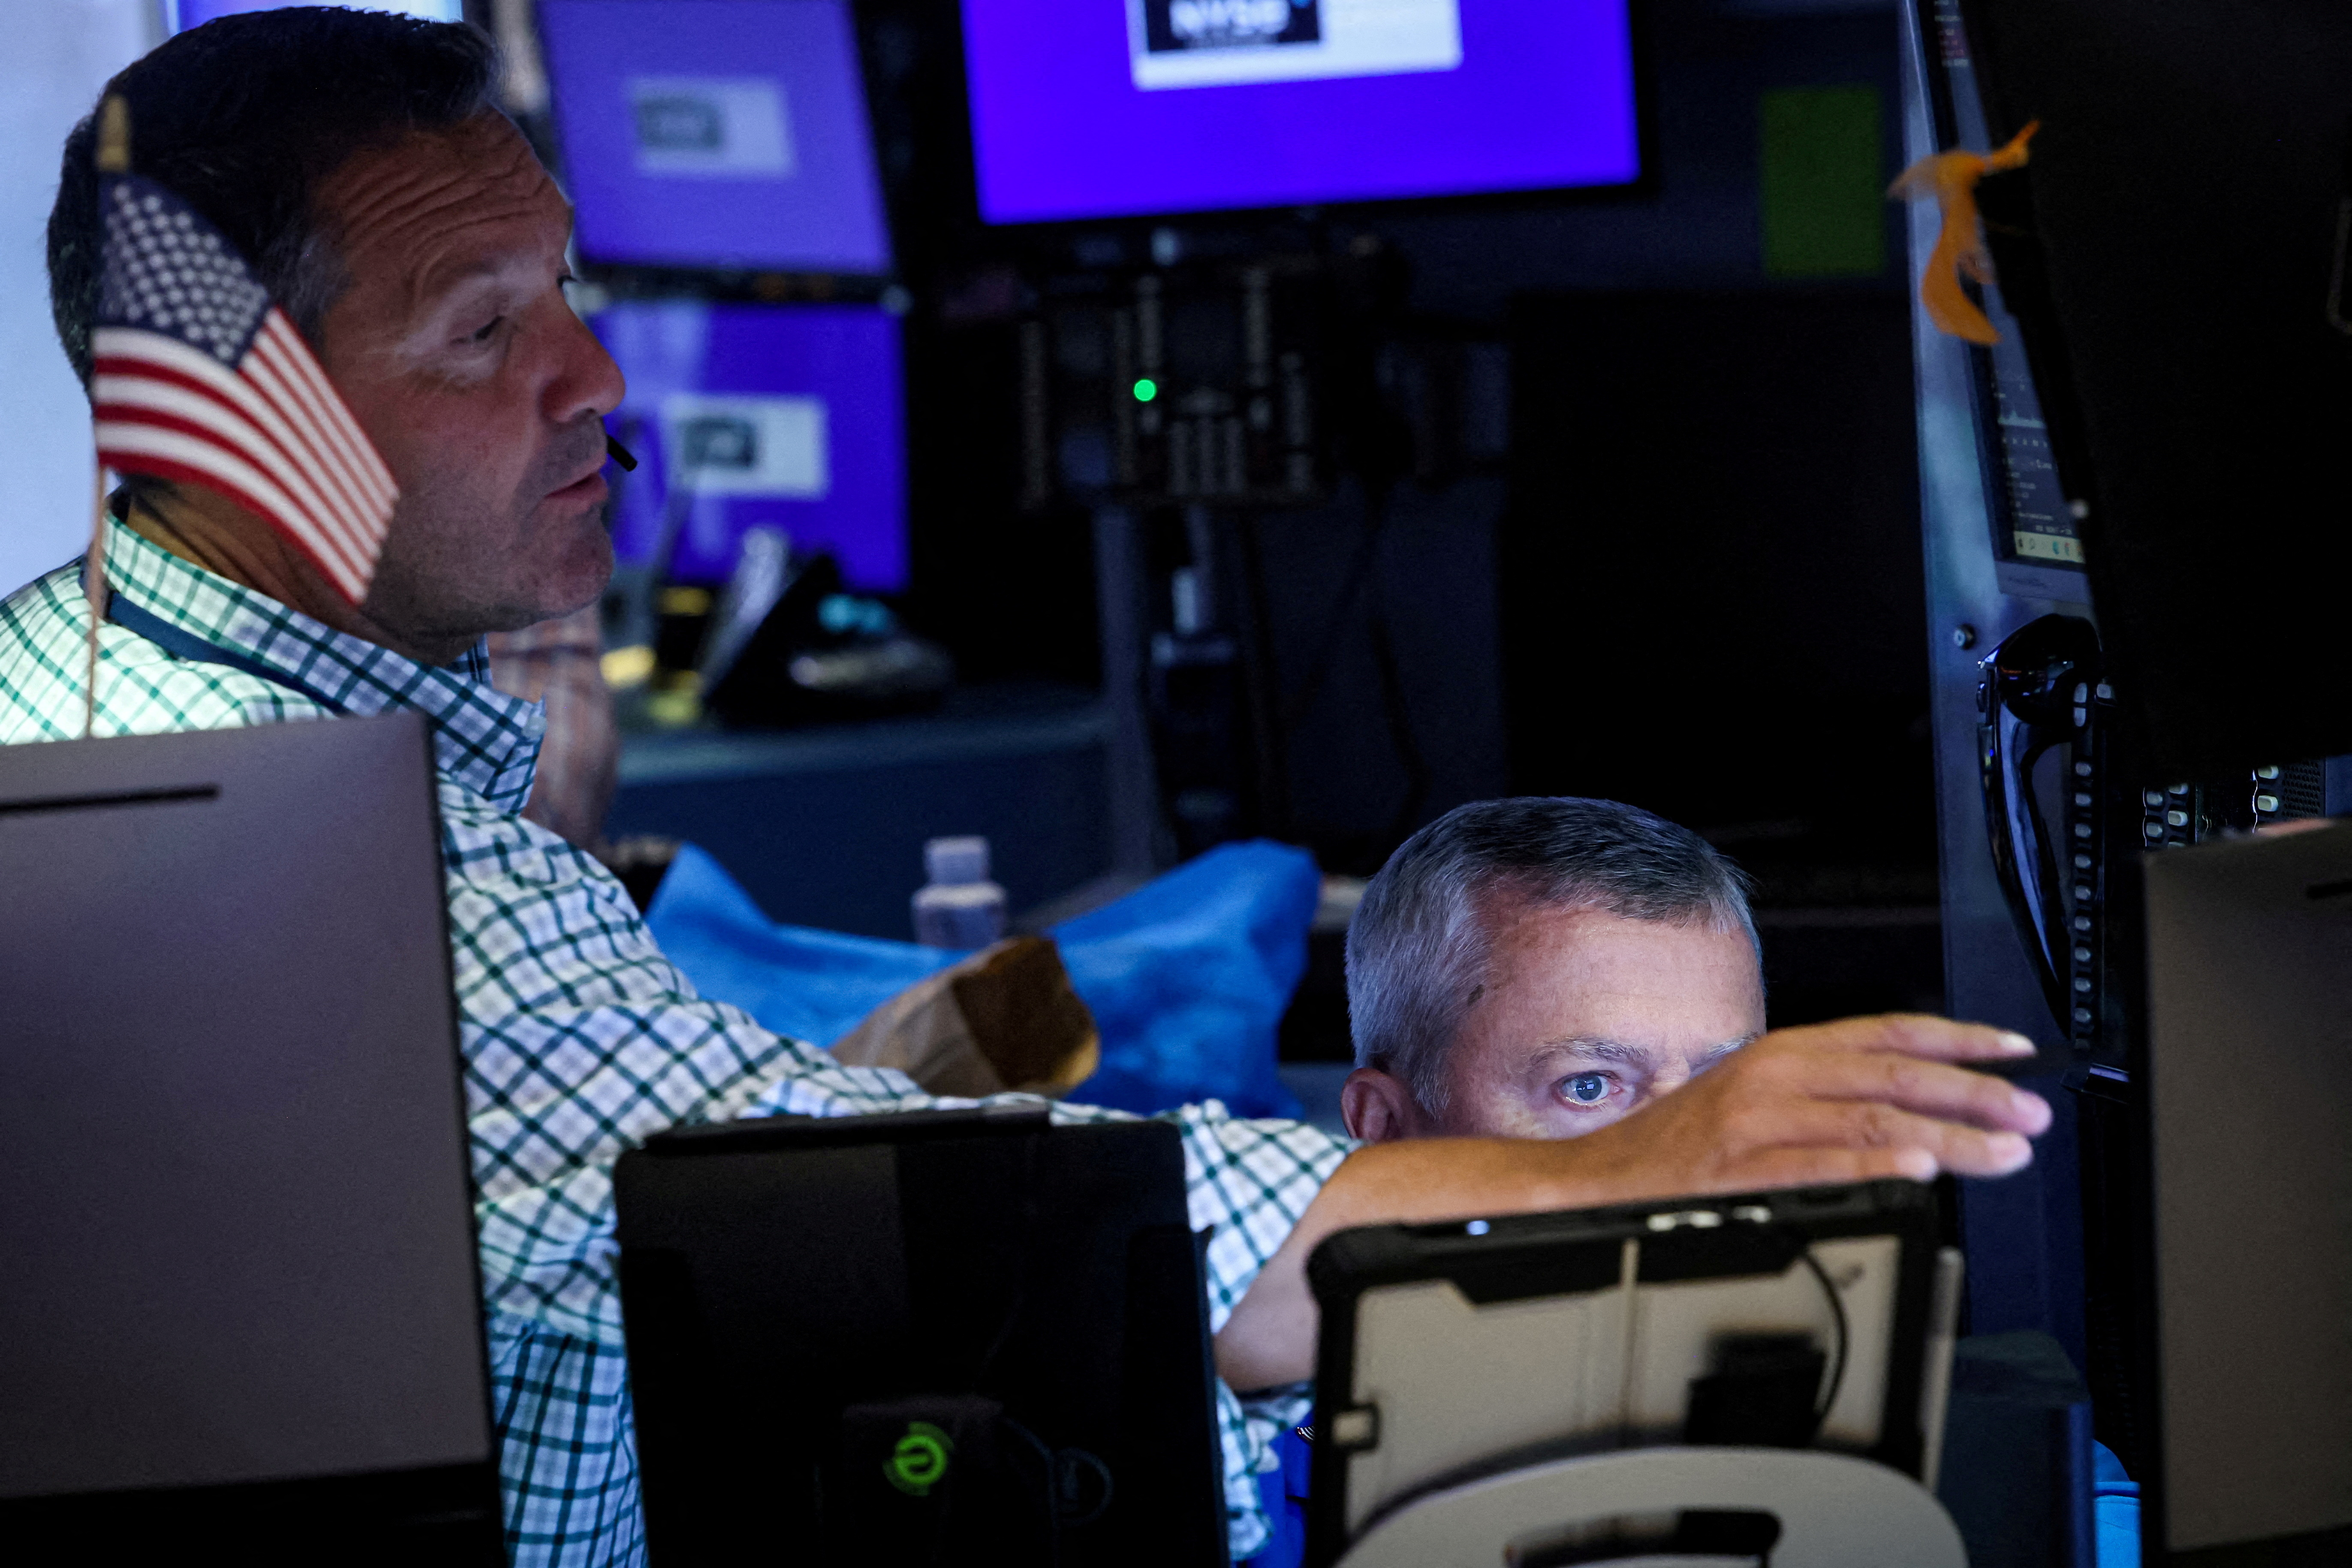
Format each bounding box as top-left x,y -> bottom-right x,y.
1304,1180 -> 1952,1564
614,1105 -> 1228,1566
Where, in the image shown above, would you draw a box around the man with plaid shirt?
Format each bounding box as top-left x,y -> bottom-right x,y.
10,11 -> 2050,1565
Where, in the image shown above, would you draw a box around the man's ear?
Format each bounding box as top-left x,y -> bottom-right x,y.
1341,1067 -> 1424,1143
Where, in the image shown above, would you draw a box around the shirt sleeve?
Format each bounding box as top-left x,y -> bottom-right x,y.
440,803 -> 1352,1556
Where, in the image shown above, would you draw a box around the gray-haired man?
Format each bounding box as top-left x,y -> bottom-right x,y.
1342,797 -> 1768,1144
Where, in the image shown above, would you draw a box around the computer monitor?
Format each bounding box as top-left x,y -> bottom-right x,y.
1954,0 -> 2352,779
599,300 -> 909,591
540,0 -> 894,276
960,0 -> 1640,224
169,0 -> 462,28
0,713 -> 500,1562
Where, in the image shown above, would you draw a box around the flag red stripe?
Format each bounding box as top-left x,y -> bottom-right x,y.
96,427 -> 370,602
93,398 -> 370,589
91,363 -> 374,579
92,327 -> 391,567
251,314 -> 394,511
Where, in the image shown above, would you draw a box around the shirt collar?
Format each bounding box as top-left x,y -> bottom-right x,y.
101,516 -> 545,812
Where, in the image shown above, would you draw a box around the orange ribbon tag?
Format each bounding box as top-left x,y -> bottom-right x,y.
1888,121 -> 2039,345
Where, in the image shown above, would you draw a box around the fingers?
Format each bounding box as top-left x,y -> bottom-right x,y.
1599,1011 -> 2050,1197
1797,1050 -> 2051,1135
1745,1099 -> 2035,1179
1766,1013 -> 2038,1065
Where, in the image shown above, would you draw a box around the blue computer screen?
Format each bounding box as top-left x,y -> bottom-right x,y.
171,0 -> 461,26
597,302 -> 908,592
961,0 -> 1639,223
541,0 -> 893,274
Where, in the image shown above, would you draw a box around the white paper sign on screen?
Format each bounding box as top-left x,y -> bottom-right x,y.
1127,0 -> 1460,91
628,77 -> 798,179
661,394 -> 831,499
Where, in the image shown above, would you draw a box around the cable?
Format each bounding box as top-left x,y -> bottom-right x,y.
1800,1248 -> 1852,1431
1364,590 -> 1432,843
973,1132 -> 1042,1383
997,1416 -> 1063,1568
1226,509 -> 1293,837
1277,480 -> 1394,735
1274,480 -> 1435,844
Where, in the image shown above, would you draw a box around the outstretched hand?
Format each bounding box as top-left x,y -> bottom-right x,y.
1567,1013 -> 2049,1195
1214,1014 -> 2050,1390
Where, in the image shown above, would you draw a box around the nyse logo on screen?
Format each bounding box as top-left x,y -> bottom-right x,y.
1144,0 -> 1320,54
1128,0 -> 1460,91
628,77 -> 797,180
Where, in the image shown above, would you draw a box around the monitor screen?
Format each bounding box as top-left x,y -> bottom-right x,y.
961,0 -> 1639,224
598,302 -> 908,591
540,0 -> 893,274
170,0 -> 462,26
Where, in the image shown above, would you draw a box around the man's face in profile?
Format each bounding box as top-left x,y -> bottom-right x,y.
1342,903 -> 1767,1143
313,113 -> 624,651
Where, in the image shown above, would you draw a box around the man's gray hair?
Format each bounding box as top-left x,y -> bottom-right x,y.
1345,797 -> 1757,1114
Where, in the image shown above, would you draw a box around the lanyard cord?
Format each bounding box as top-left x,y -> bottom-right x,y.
103,590 -> 345,714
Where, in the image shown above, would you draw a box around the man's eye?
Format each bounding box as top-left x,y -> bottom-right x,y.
464,315 -> 505,346
1562,1072 -> 1612,1107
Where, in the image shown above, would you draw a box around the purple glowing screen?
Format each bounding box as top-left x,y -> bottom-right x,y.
960,0 -> 1638,224
173,0 -> 462,25
539,0 -> 892,274
597,302 -> 908,590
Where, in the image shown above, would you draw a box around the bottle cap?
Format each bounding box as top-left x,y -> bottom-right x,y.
924,835 -> 990,886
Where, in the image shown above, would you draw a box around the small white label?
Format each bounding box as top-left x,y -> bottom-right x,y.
1128,0 -> 1461,91
627,77 -> 796,180
2012,530 -> 2087,565
661,394 -> 829,498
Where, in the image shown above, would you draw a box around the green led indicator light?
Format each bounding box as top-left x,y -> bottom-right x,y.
885,1421 -> 952,1497
1132,378 -> 1158,403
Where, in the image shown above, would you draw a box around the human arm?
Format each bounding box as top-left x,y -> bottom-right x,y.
1212,1014 -> 2048,1389
448,823 -> 1345,1556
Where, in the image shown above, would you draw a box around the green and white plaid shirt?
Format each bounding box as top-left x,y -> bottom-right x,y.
0,518 -> 1352,1565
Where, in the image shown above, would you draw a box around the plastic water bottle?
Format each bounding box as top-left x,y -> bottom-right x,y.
912,835 -> 1008,949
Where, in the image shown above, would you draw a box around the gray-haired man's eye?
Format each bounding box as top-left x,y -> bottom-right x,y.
1563,1072 -> 1611,1105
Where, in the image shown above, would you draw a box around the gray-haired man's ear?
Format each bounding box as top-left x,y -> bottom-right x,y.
1341,1066 -> 1430,1143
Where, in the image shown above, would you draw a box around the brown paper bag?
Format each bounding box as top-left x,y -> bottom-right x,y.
828,935 -> 1099,1098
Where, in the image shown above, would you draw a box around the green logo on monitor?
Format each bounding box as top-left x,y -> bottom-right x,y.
885,1421 -> 952,1497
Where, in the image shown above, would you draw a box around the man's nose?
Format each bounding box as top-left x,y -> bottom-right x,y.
545,305 -> 626,427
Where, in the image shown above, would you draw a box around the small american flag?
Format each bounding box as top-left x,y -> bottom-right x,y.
90,174 -> 398,605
